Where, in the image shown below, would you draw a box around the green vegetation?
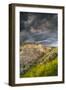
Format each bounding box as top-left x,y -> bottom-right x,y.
20,44 -> 58,78
20,57 -> 58,77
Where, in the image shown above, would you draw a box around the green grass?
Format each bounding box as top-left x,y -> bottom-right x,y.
20,57 -> 58,77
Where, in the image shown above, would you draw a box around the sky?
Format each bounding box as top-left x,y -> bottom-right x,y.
20,12 -> 58,47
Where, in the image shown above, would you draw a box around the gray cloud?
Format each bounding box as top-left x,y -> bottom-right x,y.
20,12 -> 58,47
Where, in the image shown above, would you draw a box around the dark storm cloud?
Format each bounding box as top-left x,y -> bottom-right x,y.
20,12 -> 58,47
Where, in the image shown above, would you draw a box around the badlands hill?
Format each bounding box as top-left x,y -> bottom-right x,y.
20,43 -> 58,77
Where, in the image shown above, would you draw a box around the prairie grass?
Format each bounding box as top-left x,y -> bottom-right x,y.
20,57 -> 58,77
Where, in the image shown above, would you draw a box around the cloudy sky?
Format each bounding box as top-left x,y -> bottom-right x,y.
20,12 -> 58,47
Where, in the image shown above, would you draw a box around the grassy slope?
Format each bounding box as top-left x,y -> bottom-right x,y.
20,46 -> 58,78
20,58 -> 58,77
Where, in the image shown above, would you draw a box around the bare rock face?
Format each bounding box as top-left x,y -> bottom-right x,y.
20,43 -> 52,74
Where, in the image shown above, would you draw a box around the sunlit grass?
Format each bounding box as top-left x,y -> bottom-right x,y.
20,57 -> 58,77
